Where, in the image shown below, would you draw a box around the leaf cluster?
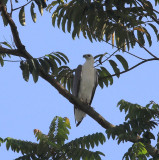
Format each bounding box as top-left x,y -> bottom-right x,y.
1,0 -> 47,26
19,52 -> 69,82
0,42 -> 12,66
19,50 -> 130,90
0,116 -> 106,160
96,53 -> 129,88
105,100 -> 159,159
47,0 -> 159,50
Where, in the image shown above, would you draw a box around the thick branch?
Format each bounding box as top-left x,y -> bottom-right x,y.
1,5 -> 158,158
0,46 -> 26,58
1,6 -> 32,59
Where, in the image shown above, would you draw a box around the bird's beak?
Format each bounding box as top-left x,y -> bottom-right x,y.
83,54 -> 87,58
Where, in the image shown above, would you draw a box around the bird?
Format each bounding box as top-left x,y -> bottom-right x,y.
72,54 -> 98,127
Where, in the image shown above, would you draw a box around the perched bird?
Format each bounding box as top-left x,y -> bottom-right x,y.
72,54 -> 98,127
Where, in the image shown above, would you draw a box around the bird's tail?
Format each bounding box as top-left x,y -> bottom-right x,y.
74,107 -> 86,127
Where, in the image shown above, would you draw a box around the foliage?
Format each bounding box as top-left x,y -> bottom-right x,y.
0,42 -> 11,66
18,51 -> 130,89
1,0 -> 159,91
5,0 -> 158,50
1,0 -> 159,159
0,116 -> 106,160
47,0 -> 159,50
106,100 -> 159,160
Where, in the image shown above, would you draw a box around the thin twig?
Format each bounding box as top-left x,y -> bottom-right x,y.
135,38 -> 158,58
12,0 -> 32,12
10,0 -> 13,16
135,0 -> 159,24
136,0 -> 159,14
3,59 -> 21,62
99,58 -> 159,80
102,39 -> 146,60
95,48 -> 120,67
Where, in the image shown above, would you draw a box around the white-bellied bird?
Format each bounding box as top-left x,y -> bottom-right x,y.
73,54 -> 98,127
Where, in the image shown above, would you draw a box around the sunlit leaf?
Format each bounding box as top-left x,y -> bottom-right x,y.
30,2 -> 36,23
19,6 -> 25,26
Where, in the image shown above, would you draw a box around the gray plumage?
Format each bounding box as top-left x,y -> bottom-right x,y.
73,54 -> 98,126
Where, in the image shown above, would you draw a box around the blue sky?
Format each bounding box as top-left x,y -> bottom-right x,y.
0,1 -> 159,159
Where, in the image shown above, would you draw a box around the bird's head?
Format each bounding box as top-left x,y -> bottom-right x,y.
83,54 -> 94,62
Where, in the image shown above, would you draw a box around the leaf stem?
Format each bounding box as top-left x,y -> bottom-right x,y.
102,39 -> 146,60
10,0 -> 13,16
12,0 -> 33,12
134,38 -> 158,58
99,58 -> 159,80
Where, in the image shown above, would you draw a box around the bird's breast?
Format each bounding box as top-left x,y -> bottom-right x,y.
78,65 -> 95,103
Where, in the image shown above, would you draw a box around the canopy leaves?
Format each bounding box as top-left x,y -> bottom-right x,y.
0,116 -> 105,160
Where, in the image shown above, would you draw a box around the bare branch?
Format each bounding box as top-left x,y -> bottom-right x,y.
10,0 -> 13,16
0,46 -> 27,58
95,48 -> 120,67
1,6 -> 32,59
99,58 -> 159,80
102,40 -> 146,61
12,0 -> 33,12
135,38 -> 158,58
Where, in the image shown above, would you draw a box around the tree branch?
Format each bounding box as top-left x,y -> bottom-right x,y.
135,38 -> 158,58
0,46 -> 26,58
99,58 -> 159,80
95,48 -> 120,67
12,0 -> 33,12
1,5 -> 158,158
102,39 -> 146,61
10,0 -> 13,16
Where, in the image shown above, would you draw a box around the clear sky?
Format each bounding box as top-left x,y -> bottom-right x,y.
0,1 -> 159,160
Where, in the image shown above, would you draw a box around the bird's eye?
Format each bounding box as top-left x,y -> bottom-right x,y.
88,54 -> 91,57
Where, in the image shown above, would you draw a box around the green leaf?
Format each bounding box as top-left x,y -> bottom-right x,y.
41,0 -> 47,8
32,68 -> 39,83
54,53 -> 67,65
115,54 -> 129,70
30,2 -> 36,23
49,54 -> 61,66
38,4 -> 43,16
47,1 -> 58,12
31,59 -> 40,83
0,57 -> 4,67
100,67 -> 113,85
109,60 -> 120,78
137,30 -> 145,46
56,52 -> 69,63
19,6 -> 25,26
34,0 -> 44,15
0,137 -> 3,146
20,61 -> 29,82
27,59 -> 34,73
0,42 -> 12,49
48,56 -> 58,75
39,58 -> 50,73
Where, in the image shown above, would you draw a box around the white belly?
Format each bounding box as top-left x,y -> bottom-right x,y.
78,65 -> 95,103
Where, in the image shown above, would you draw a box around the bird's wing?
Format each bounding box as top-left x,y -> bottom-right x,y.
89,68 -> 98,105
72,65 -> 83,126
72,65 -> 82,97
